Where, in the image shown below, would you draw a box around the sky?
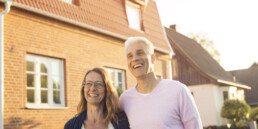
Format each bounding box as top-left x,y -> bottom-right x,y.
155,0 -> 258,71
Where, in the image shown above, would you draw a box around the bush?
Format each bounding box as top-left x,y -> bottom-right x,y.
116,86 -> 124,97
221,99 -> 250,127
249,107 -> 258,121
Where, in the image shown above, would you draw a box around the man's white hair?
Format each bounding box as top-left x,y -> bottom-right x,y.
124,37 -> 154,55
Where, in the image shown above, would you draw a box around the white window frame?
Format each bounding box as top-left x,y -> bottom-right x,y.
26,54 -> 65,108
105,68 -> 126,91
126,1 -> 142,30
62,0 -> 73,4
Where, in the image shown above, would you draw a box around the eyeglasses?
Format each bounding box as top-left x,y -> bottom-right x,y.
83,81 -> 105,89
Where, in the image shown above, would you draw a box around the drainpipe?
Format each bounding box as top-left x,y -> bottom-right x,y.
0,1 -> 11,129
168,52 -> 173,80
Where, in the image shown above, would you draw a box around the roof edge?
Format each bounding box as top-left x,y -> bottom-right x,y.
4,1 -> 170,54
217,79 -> 251,90
166,28 -> 218,81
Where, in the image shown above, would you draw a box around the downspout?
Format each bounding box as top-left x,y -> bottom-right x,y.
0,1 -> 11,129
168,52 -> 173,80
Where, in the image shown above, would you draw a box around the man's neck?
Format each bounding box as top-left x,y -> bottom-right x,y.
136,72 -> 160,94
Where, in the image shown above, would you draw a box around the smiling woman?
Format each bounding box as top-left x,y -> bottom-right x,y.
64,68 -> 130,129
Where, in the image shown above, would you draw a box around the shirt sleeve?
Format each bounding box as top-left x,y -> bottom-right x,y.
178,82 -> 203,129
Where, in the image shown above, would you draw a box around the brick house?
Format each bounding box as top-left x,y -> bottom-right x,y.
165,25 -> 251,127
0,0 -> 172,128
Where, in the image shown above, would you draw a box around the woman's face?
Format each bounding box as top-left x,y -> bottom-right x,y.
84,71 -> 106,106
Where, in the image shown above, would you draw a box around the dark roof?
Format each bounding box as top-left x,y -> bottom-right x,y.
230,63 -> 258,105
165,27 -> 250,89
8,0 -> 170,53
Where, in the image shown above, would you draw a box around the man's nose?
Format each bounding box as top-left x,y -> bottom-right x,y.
132,54 -> 139,61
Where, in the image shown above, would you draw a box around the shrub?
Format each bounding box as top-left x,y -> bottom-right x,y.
249,107 -> 258,121
116,86 -> 124,97
221,99 -> 250,127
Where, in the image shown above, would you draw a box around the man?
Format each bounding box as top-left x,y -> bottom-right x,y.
119,37 -> 203,129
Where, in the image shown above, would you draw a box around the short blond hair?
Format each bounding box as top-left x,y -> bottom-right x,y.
124,37 -> 154,55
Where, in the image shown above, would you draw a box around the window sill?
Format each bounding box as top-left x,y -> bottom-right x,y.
128,26 -> 145,33
26,106 -> 69,110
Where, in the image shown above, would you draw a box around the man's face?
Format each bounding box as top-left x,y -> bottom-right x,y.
126,42 -> 155,78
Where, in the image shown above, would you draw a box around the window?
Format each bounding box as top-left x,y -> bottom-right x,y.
105,68 -> 126,91
223,91 -> 228,101
26,54 -> 65,108
62,0 -> 73,4
126,1 -> 142,30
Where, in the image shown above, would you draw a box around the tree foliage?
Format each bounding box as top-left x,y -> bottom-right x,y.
221,99 -> 250,127
188,32 -> 220,63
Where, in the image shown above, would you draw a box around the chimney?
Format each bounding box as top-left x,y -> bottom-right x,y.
170,24 -> 177,31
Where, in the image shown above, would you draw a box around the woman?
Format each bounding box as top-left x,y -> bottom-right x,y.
64,68 -> 129,129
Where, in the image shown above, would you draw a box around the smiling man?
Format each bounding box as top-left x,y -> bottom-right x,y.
119,37 -> 203,129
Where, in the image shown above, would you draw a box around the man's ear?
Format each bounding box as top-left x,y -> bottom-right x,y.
151,54 -> 156,64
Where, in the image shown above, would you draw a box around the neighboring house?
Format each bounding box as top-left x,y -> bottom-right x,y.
165,25 -> 251,127
0,0 -> 172,128
230,63 -> 258,107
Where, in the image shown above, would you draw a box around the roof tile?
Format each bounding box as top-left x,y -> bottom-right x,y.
10,0 -> 170,52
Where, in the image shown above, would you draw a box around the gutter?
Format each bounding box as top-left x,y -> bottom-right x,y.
218,79 -> 251,90
10,1 -> 171,54
0,1 -> 11,129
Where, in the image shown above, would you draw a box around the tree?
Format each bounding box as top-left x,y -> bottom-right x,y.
188,32 -> 220,63
221,99 -> 251,127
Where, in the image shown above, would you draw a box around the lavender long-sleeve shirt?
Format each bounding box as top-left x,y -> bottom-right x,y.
119,79 -> 203,129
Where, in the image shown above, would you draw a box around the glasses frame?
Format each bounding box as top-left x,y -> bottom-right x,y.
83,81 -> 105,90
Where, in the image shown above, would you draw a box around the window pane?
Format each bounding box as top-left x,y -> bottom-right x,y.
62,0 -> 72,4
40,63 -> 47,73
223,91 -> 228,101
41,75 -> 48,88
110,72 -> 115,82
27,61 -> 35,72
53,91 -> 61,104
126,2 -> 141,30
118,72 -> 122,82
51,61 -> 60,75
53,77 -> 60,89
41,90 -> 48,103
118,83 -> 122,87
27,74 -> 35,87
27,89 -> 35,103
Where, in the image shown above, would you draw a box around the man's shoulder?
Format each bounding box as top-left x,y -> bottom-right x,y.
120,86 -> 136,97
160,79 -> 185,88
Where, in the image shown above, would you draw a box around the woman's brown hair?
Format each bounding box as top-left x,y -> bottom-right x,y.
77,67 -> 118,124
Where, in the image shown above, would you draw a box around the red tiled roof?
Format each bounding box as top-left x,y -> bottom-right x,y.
10,0 -> 170,52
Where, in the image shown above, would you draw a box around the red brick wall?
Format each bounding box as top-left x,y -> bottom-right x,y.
2,6 -> 170,129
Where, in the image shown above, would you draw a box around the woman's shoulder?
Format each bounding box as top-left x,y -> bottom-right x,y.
116,111 -> 127,120
64,111 -> 86,129
64,116 -> 76,129
114,111 -> 130,129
